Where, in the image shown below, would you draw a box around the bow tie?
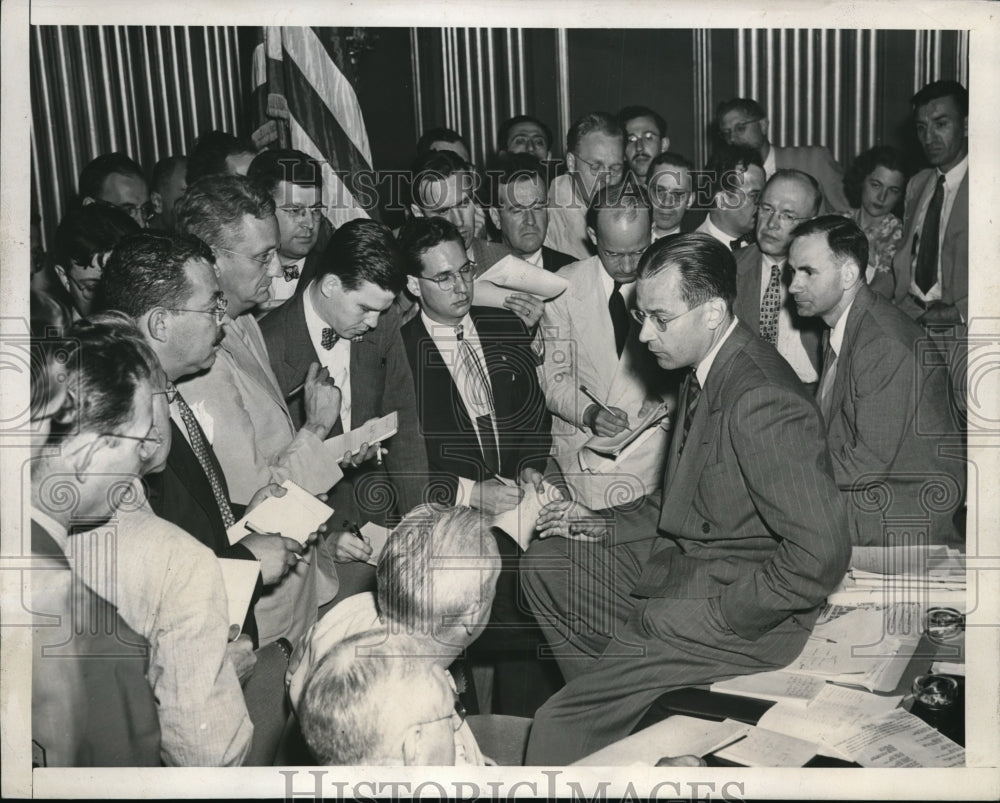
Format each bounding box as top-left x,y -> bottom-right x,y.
321,327 -> 338,350
729,234 -> 751,251
283,264 -> 300,282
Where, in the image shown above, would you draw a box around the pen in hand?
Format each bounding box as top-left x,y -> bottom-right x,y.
579,384 -> 617,416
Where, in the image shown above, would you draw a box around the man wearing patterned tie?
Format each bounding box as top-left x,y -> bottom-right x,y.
695,144 -> 766,250
522,232 -> 849,764
538,181 -> 673,510
247,149 -> 326,311
788,216 -> 965,546
733,169 -> 824,389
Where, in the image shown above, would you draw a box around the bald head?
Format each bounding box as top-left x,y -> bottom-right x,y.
755,170 -> 822,259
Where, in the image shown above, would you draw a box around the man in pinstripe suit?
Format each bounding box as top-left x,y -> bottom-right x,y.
522,232 -> 850,765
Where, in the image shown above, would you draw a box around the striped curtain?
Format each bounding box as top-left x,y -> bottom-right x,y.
250,27 -> 375,228
30,25 -> 246,252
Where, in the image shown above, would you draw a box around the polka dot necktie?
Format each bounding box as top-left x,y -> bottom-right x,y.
759,263 -> 783,345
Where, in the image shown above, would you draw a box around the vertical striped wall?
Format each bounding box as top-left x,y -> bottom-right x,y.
410,28 -> 531,166
30,26 -> 247,251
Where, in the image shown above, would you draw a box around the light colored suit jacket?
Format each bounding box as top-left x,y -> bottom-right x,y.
538,256 -> 671,509
824,285 -> 965,545
629,322 -> 850,641
733,244 -> 824,378
544,173 -> 598,261
773,145 -> 850,213
891,168 -> 969,323
177,313 -> 341,647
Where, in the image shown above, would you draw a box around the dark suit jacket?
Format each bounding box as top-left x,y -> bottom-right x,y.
401,306 -> 552,500
292,248 -> 325,297
629,322 -> 850,641
540,245 -> 576,273
733,244 -> 824,377
145,419 -> 261,645
824,285 -> 965,545
891,168 -> 968,323
259,287 -> 429,523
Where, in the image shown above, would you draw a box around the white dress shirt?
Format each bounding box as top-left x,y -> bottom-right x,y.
760,254 -> 818,383
265,257 -> 305,309
908,155 -> 969,305
763,145 -> 777,179
695,318 -> 740,388
303,288 -> 352,432
522,248 -> 544,267
697,215 -> 738,248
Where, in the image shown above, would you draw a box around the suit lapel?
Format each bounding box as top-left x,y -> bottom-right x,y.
735,247 -> 763,331
829,286 -> 874,418
580,258 -> 619,393
349,332 -> 380,428
166,419 -> 225,527
281,292 -> 319,385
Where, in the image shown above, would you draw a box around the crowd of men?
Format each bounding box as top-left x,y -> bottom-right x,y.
28,78 -> 968,767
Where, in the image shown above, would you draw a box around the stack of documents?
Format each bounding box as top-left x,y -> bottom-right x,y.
830,545 -> 966,607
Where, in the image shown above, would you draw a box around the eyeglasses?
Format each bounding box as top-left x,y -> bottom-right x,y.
419,261 -> 476,291
100,430 -> 163,448
96,198 -> 155,225
509,134 -> 549,152
277,204 -> 324,221
719,118 -> 762,140
214,246 -> 279,266
163,295 -> 228,324
630,302 -> 707,332
152,384 -> 180,404
626,131 -> 661,147
417,697 -> 468,732
573,153 -> 626,181
756,202 -> 810,227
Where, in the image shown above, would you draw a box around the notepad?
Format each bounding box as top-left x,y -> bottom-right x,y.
225,480 -> 334,546
571,715 -> 750,766
714,725 -> 819,767
217,558 -> 260,637
473,254 -> 569,308
491,480 -> 564,550
711,670 -> 827,705
361,522 -> 392,566
324,411 -> 398,459
583,402 -> 670,457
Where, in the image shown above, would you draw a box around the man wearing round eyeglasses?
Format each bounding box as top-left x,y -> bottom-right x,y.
545,112 -> 626,261
716,97 -> 850,213
646,152 -> 698,241
247,149 -> 327,311
522,233 -> 849,765
539,181 -> 672,511
618,105 -> 670,183
733,169 -> 826,388
78,151 -> 153,228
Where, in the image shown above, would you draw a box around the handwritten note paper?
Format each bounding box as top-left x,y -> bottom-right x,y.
473,254 -> 569,308
832,709 -> 965,768
361,522 -> 392,566
711,670 -> 827,705
714,726 -> 819,767
583,402 -> 669,457
226,480 -> 334,546
572,716 -> 750,766
492,480 -> 563,551
324,412 -> 398,460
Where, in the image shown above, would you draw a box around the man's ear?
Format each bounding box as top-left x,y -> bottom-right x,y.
488,206 -> 501,230
150,191 -> 164,215
409,203 -> 426,220
81,196 -> 95,207
144,309 -> 169,344
53,263 -> 71,293
320,273 -> 343,298
400,724 -> 426,766
406,274 -> 422,299
842,259 -> 862,288
586,226 -> 598,248
565,152 -> 577,174
661,136 -> 671,153
759,118 -> 770,139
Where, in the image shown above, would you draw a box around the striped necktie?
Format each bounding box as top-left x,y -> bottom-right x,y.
173,390 -> 235,528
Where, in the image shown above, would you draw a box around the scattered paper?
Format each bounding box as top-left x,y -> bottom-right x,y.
714,725 -> 818,767
930,661 -> 966,676
850,545 -> 964,578
361,522 -> 392,566
491,480 -> 563,551
324,411 -> 399,460
571,715 -> 750,766
217,557 -> 260,636
584,402 -> 669,457
832,708 -> 965,768
711,670 -> 827,705
226,480 -> 334,546
473,254 -> 569,308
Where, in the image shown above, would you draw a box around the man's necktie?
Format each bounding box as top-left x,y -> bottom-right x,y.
759,263 -> 783,345
818,335 -> 839,422
608,281 -> 630,359
729,233 -> 750,251
283,264 -> 300,282
174,390 -> 235,529
455,324 -> 500,474
677,370 -> 702,456
915,174 -> 946,295
321,327 -> 338,350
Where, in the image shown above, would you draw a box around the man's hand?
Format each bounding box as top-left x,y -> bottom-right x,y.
225,633 -> 256,685
503,292 -> 544,329
246,482 -> 286,514
655,755 -> 706,767
519,466 -> 549,494
238,531 -> 305,585
472,478 -> 524,515
536,498 -> 609,541
340,441 -> 381,469
583,403 -> 630,436
302,362 -> 342,438
328,528 -> 373,563
917,301 -> 963,326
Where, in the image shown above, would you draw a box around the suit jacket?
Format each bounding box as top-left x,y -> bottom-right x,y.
401,306 -> 552,499
628,322 -> 850,641
540,245 -> 576,273
824,285 -> 965,545
733,244 -> 824,378
544,173 -> 598,260
145,418 -> 261,645
891,168 -> 969,323
538,255 -> 673,509
259,288 -> 429,523
31,521 -> 161,767
471,237 -> 511,276
772,145 -> 850,213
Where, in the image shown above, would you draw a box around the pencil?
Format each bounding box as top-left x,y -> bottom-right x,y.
579,384 -> 616,416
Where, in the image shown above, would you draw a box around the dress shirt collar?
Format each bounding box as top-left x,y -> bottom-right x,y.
762,145 -> 776,178
31,506 -> 69,553
303,284 -> 334,347
938,153 -> 968,190
695,317 -> 740,388
421,310 -> 476,344
827,297 -> 855,358
700,214 -> 736,245
651,225 -> 680,242
522,248 -> 544,267
598,266 -> 636,303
